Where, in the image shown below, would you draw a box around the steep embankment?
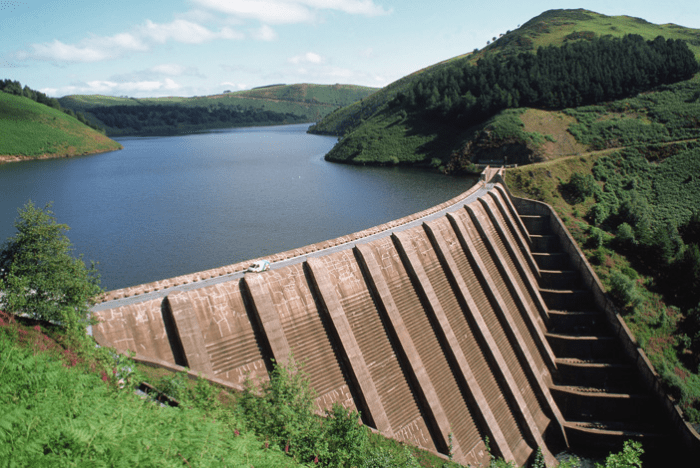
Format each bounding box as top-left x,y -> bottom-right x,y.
0,92 -> 122,163
311,9 -> 700,168
504,130 -> 700,426
59,83 -> 377,137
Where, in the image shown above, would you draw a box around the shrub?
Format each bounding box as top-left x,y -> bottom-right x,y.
595,440 -> 643,468
238,356 -> 369,466
565,172 -> 597,204
616,222 -> 636,246
609,271 -> 642,309
588,203 -> 609,226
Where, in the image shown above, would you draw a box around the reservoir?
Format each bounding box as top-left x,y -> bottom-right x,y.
0,123 -> 475,291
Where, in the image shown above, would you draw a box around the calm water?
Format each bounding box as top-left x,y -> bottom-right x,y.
0,124 -> 475,291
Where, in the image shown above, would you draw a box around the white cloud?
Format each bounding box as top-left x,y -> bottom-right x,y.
220,82 -> 248,90
86,80 -> 166,93
192,0 -> 390,24
163,78 -> 181,90
288,51 -> 324,64
141,19 -> 243,44
20,31 -> 148,62
250,25 -> 277,41
193,0 -> 314,24
18,19 -> 241,63
23,40 -> 110,62
45,79 -> 183,97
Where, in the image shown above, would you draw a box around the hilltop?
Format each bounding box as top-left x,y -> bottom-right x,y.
310,9 -> 700,168
0,91 -> 122,163
59,83 -> 377,137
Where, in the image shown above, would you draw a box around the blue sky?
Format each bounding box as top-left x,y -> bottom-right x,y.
2,0 -> 699,98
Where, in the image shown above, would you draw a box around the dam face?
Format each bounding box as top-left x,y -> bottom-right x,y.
92,170 -> 693,466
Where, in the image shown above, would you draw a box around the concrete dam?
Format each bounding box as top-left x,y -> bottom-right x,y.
91,168 -> 698,466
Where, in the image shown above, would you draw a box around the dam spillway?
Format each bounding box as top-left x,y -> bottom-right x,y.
91,168 -> 697,466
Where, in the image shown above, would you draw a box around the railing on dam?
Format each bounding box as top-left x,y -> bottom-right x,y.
92,168 -> 698,466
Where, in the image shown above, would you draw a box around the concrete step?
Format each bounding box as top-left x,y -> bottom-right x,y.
529,234 -> 560,253
532,252 -> 570,270
563,420 -> 668,453
546,333 -> 617,360
547,310 -> 608,335
555,358 -> 638,390
520,214 -> 550,236
539,269 -> 581,290
551,385 -> 654,423
540,289 -> 593,311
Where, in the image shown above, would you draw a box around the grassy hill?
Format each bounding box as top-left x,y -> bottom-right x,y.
59,83 -> 377,137
310,9 -> 700,168
0,92 -> 122,162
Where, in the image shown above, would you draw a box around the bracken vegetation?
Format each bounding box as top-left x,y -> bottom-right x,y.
506,140 -> 700,425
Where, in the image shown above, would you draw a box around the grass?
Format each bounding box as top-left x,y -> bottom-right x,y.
486,9 -> 700,61
0,92 -> 122,159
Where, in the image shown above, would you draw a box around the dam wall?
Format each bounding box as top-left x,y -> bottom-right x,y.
92,169 -> 696,466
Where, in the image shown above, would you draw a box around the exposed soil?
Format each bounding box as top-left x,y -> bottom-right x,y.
520,108 -> 588,159
0,146 -> 122,164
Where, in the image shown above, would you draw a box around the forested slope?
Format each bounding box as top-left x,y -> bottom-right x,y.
310,9 -> 700,168
59,83 -> 377,137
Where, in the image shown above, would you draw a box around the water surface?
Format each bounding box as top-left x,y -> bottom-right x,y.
0,124 -> 475,290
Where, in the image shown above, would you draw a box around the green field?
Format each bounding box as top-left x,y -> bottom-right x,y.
0,92 -> 122,159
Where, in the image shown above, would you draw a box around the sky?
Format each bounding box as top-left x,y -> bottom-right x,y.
2,0 -> 700,98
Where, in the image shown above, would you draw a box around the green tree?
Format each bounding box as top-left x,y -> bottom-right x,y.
595,440 -> 643,468
0,201 -> 102,332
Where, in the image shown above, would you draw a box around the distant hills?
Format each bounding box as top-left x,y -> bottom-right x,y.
0,91 -> 122,163
310,9 -> 700,169
59,84 -> 377,137
0,82 -> 375,160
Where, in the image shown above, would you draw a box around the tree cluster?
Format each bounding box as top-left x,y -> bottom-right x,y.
1,79 -> 61,110
88,103 -> 307,135
393,35 -> 699,125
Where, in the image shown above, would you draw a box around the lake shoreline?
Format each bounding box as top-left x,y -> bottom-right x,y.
0,145 -> 123,165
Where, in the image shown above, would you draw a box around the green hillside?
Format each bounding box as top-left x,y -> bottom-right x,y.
0,91 -> 122,162
311,9 -> 700,168
59,83 -> 377,137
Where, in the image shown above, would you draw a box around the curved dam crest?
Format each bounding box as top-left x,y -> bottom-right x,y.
92,168 -> 697,466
